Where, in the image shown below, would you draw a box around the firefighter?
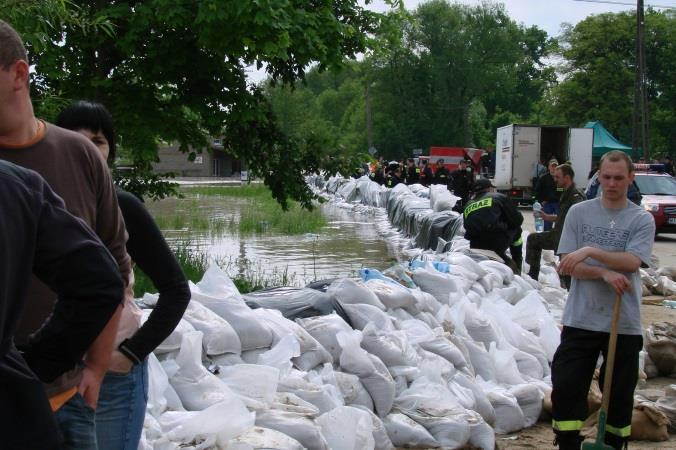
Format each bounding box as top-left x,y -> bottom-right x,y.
451,159 -> 473,209
419,159 -> 434,187
386,166 -> 403,188
405,158 -> 419,185
433,159 -> 451,186
463,178 -> 524,274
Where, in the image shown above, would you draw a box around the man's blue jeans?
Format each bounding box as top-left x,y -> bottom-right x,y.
54,392 -> 98,450
96,360 -> 149,450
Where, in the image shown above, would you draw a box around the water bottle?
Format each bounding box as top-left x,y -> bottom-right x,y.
533,201 -> 544,232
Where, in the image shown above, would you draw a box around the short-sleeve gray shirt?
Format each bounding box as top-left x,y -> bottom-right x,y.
557,198 -> 655,335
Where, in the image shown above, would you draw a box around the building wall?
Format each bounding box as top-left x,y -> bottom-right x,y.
152,144 -> 239,177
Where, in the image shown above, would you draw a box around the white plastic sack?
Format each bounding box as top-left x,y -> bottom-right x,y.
361,323 -> 419,367
271,392 -> 320,417
317,406 -> 376,450
153,317 -> 195,355
489,342 -> 525,385
277,370 -> 344,414
365,278 -> 417,310
509,383 -> 544,428
297,314 -> 353,362
343,303 -> 395,331
218,364 -> 279,409
257,334 -> 300,377
400,409 -> 471,449
328,278 -> 386,310
182,300 -> 242,355
454,372 -> 496,425
383,413 -> 439,448
480,380 -> 526,434
227,426 -> 304,450
334,371 -> 375,410
354,406 -> 395,450
411,266 -> 461,304
255,410 -> 329,450
445,253 -> 488,278
461,337 -> 497,382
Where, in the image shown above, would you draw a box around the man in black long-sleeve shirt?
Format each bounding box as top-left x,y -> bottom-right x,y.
535,160 -> 561,231
0,160 -> 123,449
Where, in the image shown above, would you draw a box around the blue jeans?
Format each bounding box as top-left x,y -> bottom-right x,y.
96,360 -> 149,450
55,392 -> 98,450
543,201 -> 560,231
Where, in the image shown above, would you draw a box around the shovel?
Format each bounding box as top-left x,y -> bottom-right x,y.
582,294 -> 622,450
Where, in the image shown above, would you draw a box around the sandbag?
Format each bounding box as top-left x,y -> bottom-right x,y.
509,384 -> 544,428
328,278 -> 386,310
271,392 -> 320,416
655,384 -> 676,431
182,300 -> 242,356
400,409 -> 471,450
316,406 -> 376,450
255,410 -> 330,450
462,337 -> 497,382
354,406 -> 395,450
297,313 -> 353,362
454,372 -> 495,425
361,323 -> 419,367
382,413 -> 439,448
334,371 -> 375,411
411,266 -> 461,304
243,286 -> 346,320
364,278 -> 417,311
227,426 -> 304,450
630,403 -> 669,442
343,303 -> 395,331
277,371 -> 343,414
480,381 -> 526,434
152,316 -> 195,355
645,322 -> 676,376
217,364 -> 279,409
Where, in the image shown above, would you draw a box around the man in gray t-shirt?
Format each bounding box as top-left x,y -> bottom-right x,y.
550,151 -> 655,450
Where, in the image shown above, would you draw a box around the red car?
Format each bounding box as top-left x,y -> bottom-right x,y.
634,172 -> 676,234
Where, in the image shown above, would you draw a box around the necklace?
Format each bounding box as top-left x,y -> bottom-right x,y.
600,200 -> 622,229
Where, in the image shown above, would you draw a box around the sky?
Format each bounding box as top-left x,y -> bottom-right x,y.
247,0 -> 676,82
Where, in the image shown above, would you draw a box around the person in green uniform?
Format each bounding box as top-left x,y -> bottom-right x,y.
526,164 -> 585,285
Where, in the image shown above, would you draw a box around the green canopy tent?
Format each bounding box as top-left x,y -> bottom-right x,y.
584,121 -> 635,159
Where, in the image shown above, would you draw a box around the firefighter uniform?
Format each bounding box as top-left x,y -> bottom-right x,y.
526,183 -> 585,284
464,180 -> 524,274
434,163 -> 451,186
405,165 -> 419,185
419,163 -> 434,187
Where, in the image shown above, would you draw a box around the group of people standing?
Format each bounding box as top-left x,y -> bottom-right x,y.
1,20 -> 190,450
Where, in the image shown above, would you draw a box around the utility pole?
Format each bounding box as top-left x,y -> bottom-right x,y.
632,0 -> 650,159
364,83 -> 374,152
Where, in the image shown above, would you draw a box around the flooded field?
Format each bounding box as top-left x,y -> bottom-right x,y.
145,190 -> 401,286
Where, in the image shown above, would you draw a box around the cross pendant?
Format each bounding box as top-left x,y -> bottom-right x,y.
609,220 -> 616,229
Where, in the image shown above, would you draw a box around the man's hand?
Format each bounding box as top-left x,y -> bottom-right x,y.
108,350 -> 133,374
602,270 -> 631,296
78,364 -> 106,410
558,247 -> 591,275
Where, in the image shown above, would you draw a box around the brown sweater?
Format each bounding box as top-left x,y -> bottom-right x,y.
0,122 -> 131,394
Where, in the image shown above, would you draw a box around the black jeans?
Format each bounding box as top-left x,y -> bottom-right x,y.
551,326 -> 643,450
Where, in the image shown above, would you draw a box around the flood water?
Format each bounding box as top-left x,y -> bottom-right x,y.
146,192 -> 400,286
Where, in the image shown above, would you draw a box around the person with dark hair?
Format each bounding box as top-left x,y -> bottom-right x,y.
385,165 -> 403,188
525,164 -> 585,284
535,159 -> 561,231
0,160 -> 123,450
0,20 -> 130,449
451,159 -> 473,209
418,158 -> 433,187
404,158 -> 419,185
662,155 -> 674,176
552,151 -> 654,450
57,101 -> 191,450
463,178 -> 524,274
433,159 -> 450,186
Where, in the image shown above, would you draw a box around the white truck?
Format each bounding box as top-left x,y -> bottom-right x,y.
494,124 -> 593,204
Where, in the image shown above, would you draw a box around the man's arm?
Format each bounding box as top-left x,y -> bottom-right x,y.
558,246 -> 641,274
559,258 -> 631,295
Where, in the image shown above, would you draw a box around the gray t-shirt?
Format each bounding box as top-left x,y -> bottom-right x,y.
557,198 -> 655,335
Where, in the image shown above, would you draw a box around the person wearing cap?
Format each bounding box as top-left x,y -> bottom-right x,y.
433,159 -> 450,186
451,159 -> 473,209
419,158 -> 434,187
463,178 -> 524,274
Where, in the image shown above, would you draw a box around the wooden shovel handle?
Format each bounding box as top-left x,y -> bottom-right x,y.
600,294 -> 622,414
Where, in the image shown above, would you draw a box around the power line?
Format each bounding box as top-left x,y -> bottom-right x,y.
571,0 -> 676,8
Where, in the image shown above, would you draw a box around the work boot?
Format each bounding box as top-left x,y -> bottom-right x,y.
528,267 -> 539,281
553,432 -> 584,450
604,433 -> 628,450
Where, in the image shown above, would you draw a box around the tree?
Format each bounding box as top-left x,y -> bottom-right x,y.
2,0 -> 387,208
545,9 -> 676,155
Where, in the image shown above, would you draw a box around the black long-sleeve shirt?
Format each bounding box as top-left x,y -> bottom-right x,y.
115,188 -> 190,363
0,161 -> 122,448
535,173 -> 560,203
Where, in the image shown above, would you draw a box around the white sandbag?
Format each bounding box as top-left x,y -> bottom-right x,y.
328,278 -> 386,310
154,317 -> 195,355
147,353 -> 172,417
414,311 -> 441,329
411,266 -> 460,304
196,263 -> 243,300
218,364 -> 279,409
253,308 -> 333,371
277,372 -> 343,415
210,353 -> 244,367
411,289 -> 441,314
365,278 -> 417,310
317,406 -> 376,450
445,253 -> 488,278
160,400 -> 254,447
334,371 -> 375,410
461,337 -> 496,382
480,380 -> 526,434
353,406 -> 395,450
361,323 -> 419,367
169,331 -> 242,411
389,308 -> 416,323
454,372 -> 495,425
190,282 -> 273,351
255,410 -> 329,450
489,342 -> 525,385
478,260 -> 514,284
466,411 -> 496,450
227,426 -> 304,450
412,325 -> 468,370
343,303 -> 395,331
401,409 -> 471,449
514,348 -> 545,380
241,347 -> 270,364
447,378 -> 476,410
509,384 -> 544,428
539,265 -> 561,286
297,314 -> 353,363
271,392 -> 320,416
182,300 -> 242,355
383,413 -> 439,448
337,330 -> 396,417
462,301 -> 501,349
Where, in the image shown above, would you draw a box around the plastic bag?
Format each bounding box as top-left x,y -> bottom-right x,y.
227,426 -> 304,450
297,314 -> 354,363
271,392 -> 321,417
382,413 -> 439,448
461,337 -> 497,382
153,317 -> 195,355
454,372 -> 495,425
489,342 -> 525,385
328,278 -> 386,310
334,371 -> 375,410
411,266 -> 460,304
480,380 -> 526,434
400,409 -> 471,450
445,253 -> 488,278
342,303 -> 395,331
364,278 -> 417,310
196,264 -> 243,301
316,406 -> 376,450
243,286 -> 343,320
182,300 -> 242,356
255,410 -> 329,450
277,371 -> 344,414
509,384 -> 544,428
241,347 -> 270,364
360,323 -> 419,367
218,364 -> 279,409
353,406 -> 395,450
257,334 -> 300,377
